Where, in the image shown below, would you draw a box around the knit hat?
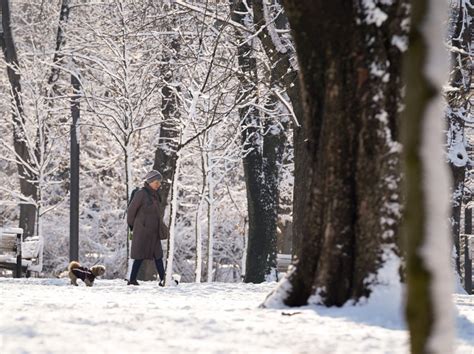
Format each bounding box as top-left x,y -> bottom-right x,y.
144,170 -> 162,183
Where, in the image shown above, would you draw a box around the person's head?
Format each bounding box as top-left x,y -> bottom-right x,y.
144,170 -> 163,191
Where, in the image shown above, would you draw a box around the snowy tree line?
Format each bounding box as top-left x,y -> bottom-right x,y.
0,0 -> 295,282
1,0 -> 472,353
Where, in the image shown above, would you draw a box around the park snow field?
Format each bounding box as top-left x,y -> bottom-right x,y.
0,278 -> 473,354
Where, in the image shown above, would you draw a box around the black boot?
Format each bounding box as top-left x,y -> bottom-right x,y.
127,279 -> 139,286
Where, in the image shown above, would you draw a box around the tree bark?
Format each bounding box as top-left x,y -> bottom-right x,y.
0,0 -> 38,237
231,0 -> 280,283
153,36 -> 181,217
47,0 -> 70,96
403,0 -> 454,352
252,0 -> 304,256
263,0 -> 408,306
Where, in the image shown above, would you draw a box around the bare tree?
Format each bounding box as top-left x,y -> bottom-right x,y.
252,0 -> 302,254
154,34 -> 181,213
230,0 -> 280,283
402,1 -> 456,352
65,1 -> 171,271
0,0 -> 38,237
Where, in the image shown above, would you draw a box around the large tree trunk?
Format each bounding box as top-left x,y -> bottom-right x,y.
264,1 -> 408,306
0,0 -> 38,237
402,1 -> 454,353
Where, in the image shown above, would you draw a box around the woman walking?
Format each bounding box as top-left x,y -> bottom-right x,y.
127,170 -> 169,286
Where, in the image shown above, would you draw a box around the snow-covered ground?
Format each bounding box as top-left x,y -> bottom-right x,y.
0,278 -> 473,354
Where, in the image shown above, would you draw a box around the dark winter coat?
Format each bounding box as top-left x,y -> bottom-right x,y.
127,184 -> 169,260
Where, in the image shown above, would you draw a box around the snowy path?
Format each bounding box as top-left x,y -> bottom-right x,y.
0,279 -> 473,354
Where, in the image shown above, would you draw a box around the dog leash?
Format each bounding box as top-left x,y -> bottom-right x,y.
91,259 -> 101,266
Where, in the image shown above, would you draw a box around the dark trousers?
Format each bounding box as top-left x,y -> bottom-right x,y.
130,258 -> 165,282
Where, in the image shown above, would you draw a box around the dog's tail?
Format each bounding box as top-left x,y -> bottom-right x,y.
68,261 -> 81,272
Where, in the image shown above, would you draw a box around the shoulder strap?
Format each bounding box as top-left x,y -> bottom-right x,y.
128,187 -> 141,206
142,187 -> 153,204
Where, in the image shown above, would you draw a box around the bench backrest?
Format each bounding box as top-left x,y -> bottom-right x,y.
0,228 -> 22,253
0,227 -> 43,275
22,236 -> 43,259
0,227 -> 43,259
0,228 -> 43,255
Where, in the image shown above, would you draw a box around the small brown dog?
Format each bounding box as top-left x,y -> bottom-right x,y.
68,261 -> 106,287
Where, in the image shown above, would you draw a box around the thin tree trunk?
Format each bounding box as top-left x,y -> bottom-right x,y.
446,0 -> 472,275
252,0 -> 304,256
0,0 -> 38,237
143,36 -> 181,282
195,186 -> 204,283
153,36 -> 181,215
47,0 -> 70,98
195,146 -> 207,283
206,151 -> 215,282
141,9 -> 181,281
164,149 -> 181,286
260,92 -> 283,280
450,162 -> 465,273
230,0 -> 279,283
253,0 -> 292,275
402,1 -> 454,352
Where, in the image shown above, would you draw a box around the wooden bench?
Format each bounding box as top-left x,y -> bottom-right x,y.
0,227 -> 44,277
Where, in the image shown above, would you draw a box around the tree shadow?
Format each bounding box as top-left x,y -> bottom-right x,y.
455,312 -> 474,345
288,296 -> 474,346
306,301 -> 406,332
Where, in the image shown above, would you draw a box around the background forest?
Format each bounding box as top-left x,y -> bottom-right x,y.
0,0 -> 471,288
0,0 -> 297,282
1,1 -> 473,353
